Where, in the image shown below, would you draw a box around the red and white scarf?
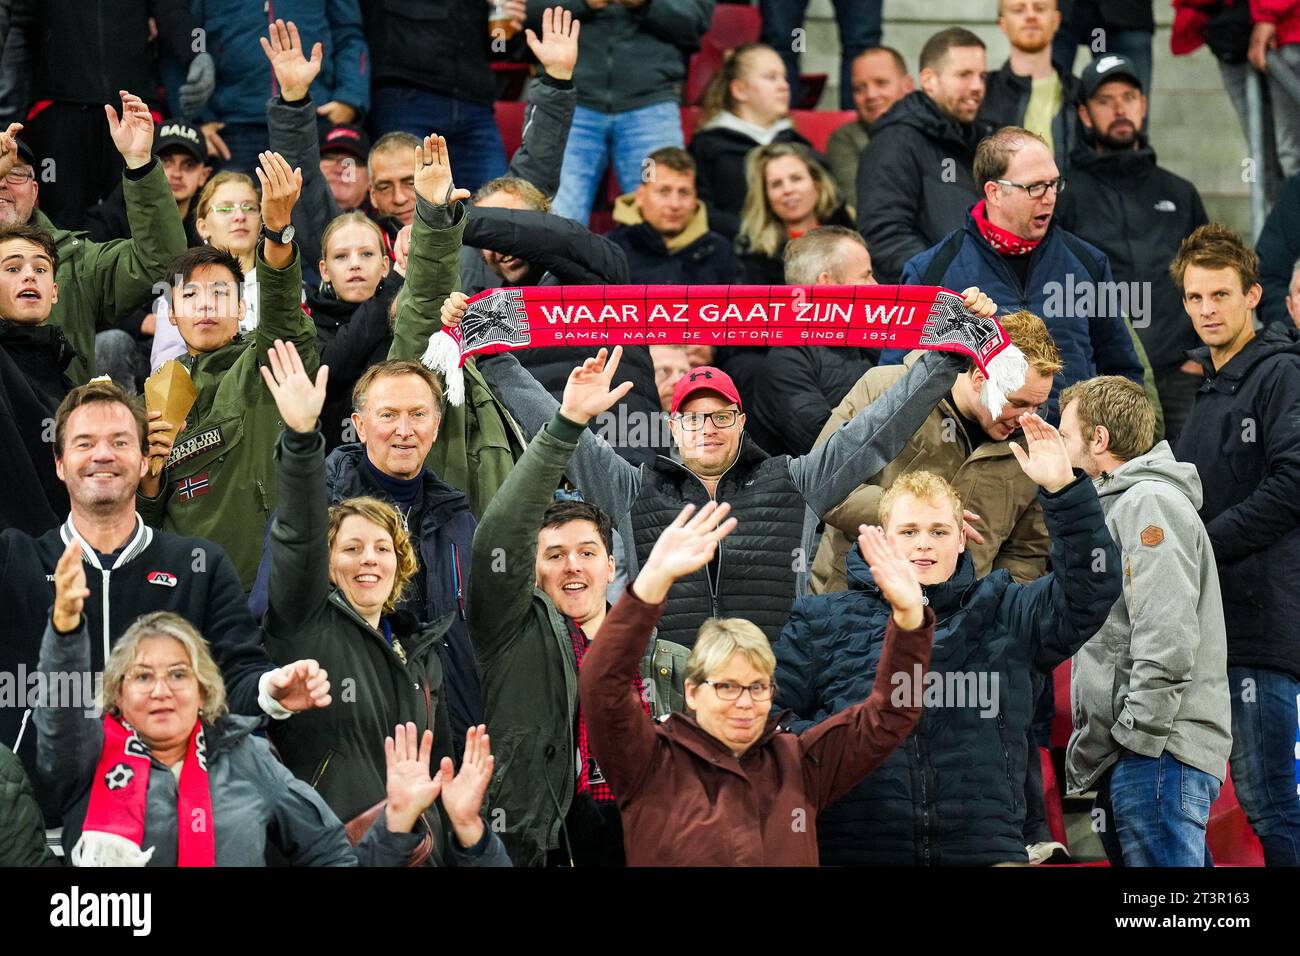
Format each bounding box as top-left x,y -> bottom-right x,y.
72,715 -> 215,867
971,200 -> 1041,256
423,284 -> 1027,418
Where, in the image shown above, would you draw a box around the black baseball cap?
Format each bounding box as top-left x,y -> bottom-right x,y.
320,123 -> 371,162
14,137 -> 35,167
1079,54 -> 1144,99
155,120 -> 207,163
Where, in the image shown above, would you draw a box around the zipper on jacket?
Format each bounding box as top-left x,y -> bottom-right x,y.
996,713 -> 1018,808
670,455 -> 740,619
451,542 -> 465,620
310,748 -> 336,788
256,479 -> 270,514
911,734 -> 933,865
100,568 -> 112,667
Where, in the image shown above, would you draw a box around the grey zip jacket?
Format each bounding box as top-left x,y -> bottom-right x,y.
1066,441 -> 1233,793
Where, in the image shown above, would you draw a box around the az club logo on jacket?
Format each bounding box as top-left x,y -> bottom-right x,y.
146,571 -> 178,588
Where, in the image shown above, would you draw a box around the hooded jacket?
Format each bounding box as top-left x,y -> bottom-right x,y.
363,0 -> 495,107
688,115 -> 814,239
810,353 -> 1048,594
1255,166 -> 1300,329
607,194 -> 739,285
1067,441 -> 1232,793
1054,138 -> 1209,369
580,586 -> 935,867
747,343 -> 878,458
1174,325 -> 1300,678
855,91 -> 993,283
0,321 -> 74,536
0,744 -> 58,866
979,59 -> 1083,170
774,475 -> 1121,866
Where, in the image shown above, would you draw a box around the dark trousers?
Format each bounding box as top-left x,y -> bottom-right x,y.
24,101 -> 123,230
546,793 -> 627,867
1154,362 -> 1202,445
759,0 -> 883,110
209,122 -> 272,178
370,86 -> 507,197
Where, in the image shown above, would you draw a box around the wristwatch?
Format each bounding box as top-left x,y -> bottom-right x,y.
261,222 -> 296,245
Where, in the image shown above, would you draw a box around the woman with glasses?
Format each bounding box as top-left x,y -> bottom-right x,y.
735,142 -> 854,285
150,172 -> 264,370
578,500 -> 935,866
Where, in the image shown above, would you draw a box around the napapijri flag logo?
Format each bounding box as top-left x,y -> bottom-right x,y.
177,473 -> 210,501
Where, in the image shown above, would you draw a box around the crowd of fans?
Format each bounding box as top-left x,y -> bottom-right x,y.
0,0 -> 1298,870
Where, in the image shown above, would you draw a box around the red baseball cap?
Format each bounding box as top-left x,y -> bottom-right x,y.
671,366 -> 743,415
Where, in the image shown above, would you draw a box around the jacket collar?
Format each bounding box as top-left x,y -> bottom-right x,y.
660,708 -> 790,775
1187,324 -> 1300,387
0,320 -> 79,372
324,442 -> 469,525
61,513 -> 153,571
846,546 -> 978,616
612,193 -> 713,253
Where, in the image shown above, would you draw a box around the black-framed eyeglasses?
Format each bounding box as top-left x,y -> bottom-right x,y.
994,177 -> 1066,199
674,409 -> 740,430
3,167 -> 35,185
702,679 -> 776,702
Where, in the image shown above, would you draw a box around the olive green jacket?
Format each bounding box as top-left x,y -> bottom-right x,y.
36,160 -> 188,383
469,409 -> 688,866
389,195 -> 526,518
137,242 -> 316,591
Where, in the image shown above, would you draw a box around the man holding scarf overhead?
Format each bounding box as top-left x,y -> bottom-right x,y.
439,282 -> 1002,649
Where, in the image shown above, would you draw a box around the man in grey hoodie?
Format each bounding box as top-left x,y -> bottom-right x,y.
1058,375 -> 1232,866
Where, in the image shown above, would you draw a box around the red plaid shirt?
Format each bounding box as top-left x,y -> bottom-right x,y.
566,616 -> 650,803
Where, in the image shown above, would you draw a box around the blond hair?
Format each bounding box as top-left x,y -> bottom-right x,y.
194,170 -> 258,221
878,471 -> 964,531
321,210 -> 387,260
102,612 -> 228,722
1059,375 -> 1155,463
738,143 -> 840,258
327,497 -> 420,615
685,618 -> 776,687
352,359 -> 445,413
998,310 -> 1063,376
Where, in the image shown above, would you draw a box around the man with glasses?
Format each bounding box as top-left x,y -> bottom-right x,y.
465,283 -> 996,649
1054,55 -> 1209,441
888,125 -> 1146,424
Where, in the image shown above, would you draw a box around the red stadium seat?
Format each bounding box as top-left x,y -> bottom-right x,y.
494,100 -> 527,161
684,5 -> 763,106
796,73 -> 828,109
491,62 -> 530,101
790,109 -> 857,153
1040,747 -> 1068,847
681,106 -> 702,146
1050,658 -> 1072,749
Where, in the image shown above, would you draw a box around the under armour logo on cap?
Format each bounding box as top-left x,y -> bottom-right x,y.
689,370 -> 713,381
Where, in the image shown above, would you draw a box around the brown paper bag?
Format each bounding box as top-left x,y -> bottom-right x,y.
143,361 -> 198,477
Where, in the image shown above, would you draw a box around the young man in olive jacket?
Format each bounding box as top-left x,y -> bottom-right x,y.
469,347 -> 687,867
136,151 -> 316,592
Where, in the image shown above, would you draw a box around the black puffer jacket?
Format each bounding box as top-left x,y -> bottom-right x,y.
773,475 -> 1120,865
459,206 -> 630,295
1054,138 -> 1209,370
979,59 -> 1083,170
608,222 -> 739,285
1175,326 -> 1300,680
1255,170 -> 1300,329
749,346 -> 878,457
855,92 -> 992,283
630,435 -> 807,643
0,321 -> 74,536
736,204 -> 855,285
1060,0 -> 1153,32
363,0 -> 496,107
690,124 -> 814,239
0,744 -> 58,866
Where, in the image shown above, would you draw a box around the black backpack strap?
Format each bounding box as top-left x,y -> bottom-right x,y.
919,229 -> 966,287
1058,230 -> 1106,285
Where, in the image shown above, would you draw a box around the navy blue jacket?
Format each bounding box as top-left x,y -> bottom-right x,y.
885,216 -> 1145,421
1175,326 -> 1300,679
773,475 -> 1120,866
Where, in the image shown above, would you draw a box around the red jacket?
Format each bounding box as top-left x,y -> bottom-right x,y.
1174,0 -> 1300,54
1253,0 -> 1300,44
579,588 -> 934,866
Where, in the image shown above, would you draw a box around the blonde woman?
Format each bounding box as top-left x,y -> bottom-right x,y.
260,338 -> 509,866
736,141 -> 853,284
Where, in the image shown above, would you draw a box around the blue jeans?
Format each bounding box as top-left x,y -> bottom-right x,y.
1052,5 -> 1153,97
760,0 -> 883,110
1228,665 -> 1300,866
551,101 -> 684,225
369,86 -> 507,196
1094,751 -> 1220,867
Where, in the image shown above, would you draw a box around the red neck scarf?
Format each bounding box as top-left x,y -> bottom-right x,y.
73,715 -> 215,867
971,200 -> 1040,256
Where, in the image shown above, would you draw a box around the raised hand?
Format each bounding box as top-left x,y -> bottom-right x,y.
635,501 -> 738,603
959,286 -> 996,319
392,224 -> 412,277
526,6 -> 581,82
857,525 -> 925,630
316,101 -> 358,125
413,134 -> 471,207
961,509 -> 985,547
559,346 -> 635,425
255,151 -> 303,234
52,538 -> 90,634
266,659 -> 332,712
260,19 -> 323,103
384,722 -> 440,834
200,122 -> 231,163
0,122 -> 24,179
438,724 -> 494,849
105,91 -> 155,170
441,290 -> 469,328
260,338 -> 328,433
1009,412 -> 1075,493
139,410 -> 185,498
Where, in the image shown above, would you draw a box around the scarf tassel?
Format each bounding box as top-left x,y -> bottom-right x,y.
70,830 -> 156,867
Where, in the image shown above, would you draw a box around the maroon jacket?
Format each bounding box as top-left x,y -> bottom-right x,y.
579,588 -> 934,866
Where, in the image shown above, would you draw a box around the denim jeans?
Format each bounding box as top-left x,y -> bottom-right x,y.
1094,751 -> 1220,867
1218,61 -> 1286,203
760,0 -> 883,110
369,86 -> 507,196
551,101 -> 684,225
1228,665 -> 1300,866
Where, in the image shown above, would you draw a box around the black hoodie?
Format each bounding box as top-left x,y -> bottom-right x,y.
1175,325 -> 1300,679
855,91 -> 994,283
1054,136 -> 1209,370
